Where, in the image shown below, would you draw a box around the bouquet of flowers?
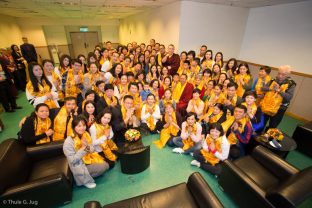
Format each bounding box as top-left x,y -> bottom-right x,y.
125,129 -> 141,142
265,128 -> 284,142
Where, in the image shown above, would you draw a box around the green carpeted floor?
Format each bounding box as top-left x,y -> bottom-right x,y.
1,92 -> 311,208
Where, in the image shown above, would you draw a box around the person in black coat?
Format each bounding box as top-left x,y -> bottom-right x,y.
20,37 -> 37,63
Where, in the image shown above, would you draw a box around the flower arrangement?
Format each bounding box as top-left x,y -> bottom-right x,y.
265,128 -> 284,142
125,129 -> 141,142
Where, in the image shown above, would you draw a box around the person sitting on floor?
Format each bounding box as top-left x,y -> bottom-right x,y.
63,115 -> 109,189
154,103 -> 182,149
141,93 -> 162,134
110,95 -> 140,147
19,103 -> 53,145
171,112 -> 203,154
53,96 -> 78,141
200,103 -> 226,136
89,108 -> 117,169
222,104 -> 253,159
191,122 -> 230,176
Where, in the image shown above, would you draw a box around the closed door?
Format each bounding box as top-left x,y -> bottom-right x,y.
70,32 -> 99,57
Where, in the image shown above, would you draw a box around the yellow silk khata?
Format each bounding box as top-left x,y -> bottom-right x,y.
104,94 -> 117,106
200,136 -> 222,166
261,81 -> 289,116
255,76 -> 271,104
35,117 -> 52,144
221,116 -> 247,145
73,132 -> 104,165
53,107 -> 73,141
242,102 -> 257,121
154,112 -> 179,148
182,124 -> 197,150
199,110 -> 224,123
145,104 -> 156,131
26,80 -> 58,109
65,69 -> 84,98
94,123 -> 118,162
172,82 -> 187,103
204,92 -> 226,115
235,74 -> 251,97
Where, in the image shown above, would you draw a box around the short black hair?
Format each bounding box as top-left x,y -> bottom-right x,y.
209,122 -> 224,136
104,84 -> 114,91
260,66 -> 271,75
235,104 -> 247,113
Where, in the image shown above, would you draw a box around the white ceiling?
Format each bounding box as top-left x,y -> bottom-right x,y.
0,0 -> 308,20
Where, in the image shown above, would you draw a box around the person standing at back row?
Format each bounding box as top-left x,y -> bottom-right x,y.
20,37 -> 37,63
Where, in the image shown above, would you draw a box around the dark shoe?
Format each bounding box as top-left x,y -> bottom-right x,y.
13,106 -> 22,109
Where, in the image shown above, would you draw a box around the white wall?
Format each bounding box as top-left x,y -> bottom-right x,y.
179,1 -> 249,59
119,1 -> 181,49
0,14 -> 23,48
239,1 -> 312,74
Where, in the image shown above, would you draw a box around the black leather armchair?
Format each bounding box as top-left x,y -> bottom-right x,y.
292,121 -> 312,157
0,138 -> 73,208
218,145 -> 312,208
84,172 -> 223,208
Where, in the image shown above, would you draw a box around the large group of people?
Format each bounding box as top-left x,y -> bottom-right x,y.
1,38 -> 296,189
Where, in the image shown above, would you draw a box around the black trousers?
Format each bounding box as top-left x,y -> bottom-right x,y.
0,81 -> 17,111
263,107 -> 287,131
193,150 -> 222,176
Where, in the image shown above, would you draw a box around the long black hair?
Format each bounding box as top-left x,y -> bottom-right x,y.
28,62 -> 52,92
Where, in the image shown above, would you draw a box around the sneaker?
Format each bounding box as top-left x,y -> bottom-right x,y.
172,147 -> 184,154
84,182 -> 96,189
191,160 -> 201,168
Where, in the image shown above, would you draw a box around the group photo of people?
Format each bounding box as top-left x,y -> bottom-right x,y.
0,38 -> 296,190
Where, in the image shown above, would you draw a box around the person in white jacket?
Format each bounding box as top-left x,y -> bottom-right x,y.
191,122 -> 230,176
141,93 -> 162,134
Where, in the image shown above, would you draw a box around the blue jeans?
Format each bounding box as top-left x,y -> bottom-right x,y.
172,137 -> 202,154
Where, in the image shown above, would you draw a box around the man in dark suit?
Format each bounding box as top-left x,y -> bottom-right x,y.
20,37 -> 37,63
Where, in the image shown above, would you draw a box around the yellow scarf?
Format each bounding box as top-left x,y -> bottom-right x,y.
73,132 -> 104,164
93,123 -> 118,162
26,80 -> 58,109
200,110 -> 223,124
190,98 -> 201,113
65,69 -> 84,98
104,94 -> 117,106
145,104 -> 156,131
204,92 -> 226,115
242,102 -> 257,121
261,81 -> 289,116
182,123 -> 197,150
35,117 -> 52,144
52,107 -> 73,141
200,136 -> 222,166
154,112 -> 179,149
235,74 -> 251,97
222,116 -> 247,145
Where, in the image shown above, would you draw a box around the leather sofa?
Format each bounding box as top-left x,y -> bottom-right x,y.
84,172 -> 223,208
218,145 -> 312,208
292,121 -> 312,157
0,138 -> 73,208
